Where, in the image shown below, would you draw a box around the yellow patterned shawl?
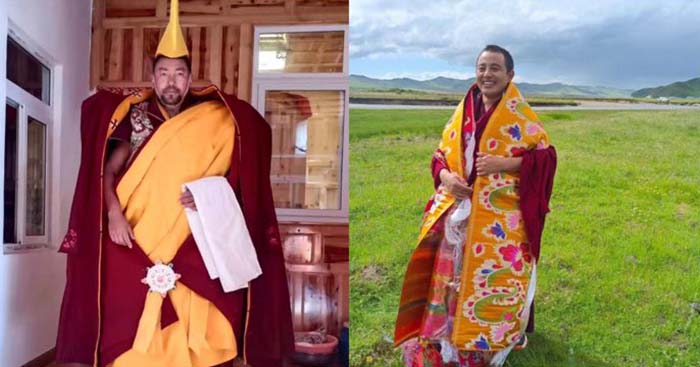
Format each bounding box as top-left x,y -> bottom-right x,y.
395,83 -> 550,351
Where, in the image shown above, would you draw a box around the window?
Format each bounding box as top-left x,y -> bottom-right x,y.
265,90 -> 344,210
4,101 -> 19,244
6,37 -> 51,104
253,25 -> 348,222
3,33 -> 53,253
257,31 -> 345,73
26,117 -> 47,236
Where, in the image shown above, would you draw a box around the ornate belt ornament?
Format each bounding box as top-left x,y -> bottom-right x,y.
141,261 -> 181,297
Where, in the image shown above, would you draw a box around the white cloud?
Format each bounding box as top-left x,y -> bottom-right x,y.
350,0 -> 700,88
373,70 -> 474,81
358,71 -> 569,85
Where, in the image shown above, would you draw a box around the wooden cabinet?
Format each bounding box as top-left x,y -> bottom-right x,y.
280,223 -> 348,336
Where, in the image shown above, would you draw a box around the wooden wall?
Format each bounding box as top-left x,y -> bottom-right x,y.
90,0 -> 348,101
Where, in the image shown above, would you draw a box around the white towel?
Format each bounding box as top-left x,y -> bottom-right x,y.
182,176 -> 262,292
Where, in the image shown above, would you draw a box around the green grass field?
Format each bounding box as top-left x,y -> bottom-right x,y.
349,108 -> 700,367
350,89 -> 700,106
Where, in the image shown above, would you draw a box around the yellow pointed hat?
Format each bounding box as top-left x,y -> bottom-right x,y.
155,0 -> 189,59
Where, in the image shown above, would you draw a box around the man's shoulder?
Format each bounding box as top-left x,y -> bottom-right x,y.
82,89 -> 131,113
85,88 -> 130,103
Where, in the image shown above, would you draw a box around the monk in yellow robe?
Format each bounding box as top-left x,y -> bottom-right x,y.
55,1 -> 294,366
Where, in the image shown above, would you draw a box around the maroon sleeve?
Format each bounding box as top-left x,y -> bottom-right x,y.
60,90 -> 124,254
227,96 -> 294,367
519,145 -> 557,335
56,90 -> 127,365
519,146 -> 557,262
431,149 -> 449,189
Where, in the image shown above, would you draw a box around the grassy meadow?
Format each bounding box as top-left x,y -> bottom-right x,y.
350,88 -> 700,106
349,108 -> 700,367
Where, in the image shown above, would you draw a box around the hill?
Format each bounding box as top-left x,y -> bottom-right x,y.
350,74 -> 633,98
632,77 -> 700,98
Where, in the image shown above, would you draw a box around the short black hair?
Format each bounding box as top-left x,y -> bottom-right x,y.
476,45 -> 514,72
152,55 -> 192,74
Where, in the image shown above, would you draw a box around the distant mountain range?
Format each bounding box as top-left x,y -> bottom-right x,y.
351,74 -> 634,98
350,75 -> 475,94
631,77 -> 700,98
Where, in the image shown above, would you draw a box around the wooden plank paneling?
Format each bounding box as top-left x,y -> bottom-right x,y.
107,29 -> 124,80
132,27 -> 144,81
202,27 -> 210,83
107,0 -> 157,10
285,0 -> 296,13
90,0 -> 106,88
142,27 -> 162,80
155,0 -> 168,18
102,5 -> 348,28
237,23 -> 252,101
181,1 -> 225,14
223,25 -> 239,94
331,261 -> 349,333
92,0 -> 348,102
189,27 -> 202,80
208,25 -> 223,88
122,28 -> 134,81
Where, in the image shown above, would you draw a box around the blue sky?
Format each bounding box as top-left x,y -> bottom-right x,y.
350,0 -> 700,89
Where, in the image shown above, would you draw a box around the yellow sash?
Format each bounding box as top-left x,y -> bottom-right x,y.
111,99 -> 237,367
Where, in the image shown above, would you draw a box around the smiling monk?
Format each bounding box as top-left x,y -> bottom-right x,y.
395,45 -> 558,367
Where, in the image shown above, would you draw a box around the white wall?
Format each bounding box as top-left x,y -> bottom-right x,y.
0,0 -> 92,364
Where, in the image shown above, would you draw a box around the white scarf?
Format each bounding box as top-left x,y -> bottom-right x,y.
183,176 -> 262,292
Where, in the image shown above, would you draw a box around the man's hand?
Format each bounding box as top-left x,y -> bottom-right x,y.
108,209 -> 134,249
475,152 -> 522,176
439,169 -> 473,200
180,188 -> 197,211
475,152 -> 504,176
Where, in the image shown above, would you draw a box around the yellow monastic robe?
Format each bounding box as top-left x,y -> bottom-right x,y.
109,99 -> 237,367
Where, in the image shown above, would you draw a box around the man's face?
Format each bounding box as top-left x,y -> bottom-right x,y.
152,57 -> 191,107
476,51 -> 514,99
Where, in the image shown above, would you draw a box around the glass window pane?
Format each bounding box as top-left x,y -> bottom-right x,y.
4,101 -> 19,243
265,90 -> 344,210
257,31 -> 344,73
6,37 -> 51,104
25,117 -> 46,236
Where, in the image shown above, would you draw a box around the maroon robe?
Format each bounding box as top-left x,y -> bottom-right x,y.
55,88 -> 294,366
430,87 -> 557,333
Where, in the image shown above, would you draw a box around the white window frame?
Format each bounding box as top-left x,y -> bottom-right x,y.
252,24 -> 349,223
3,24 -> 56,253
